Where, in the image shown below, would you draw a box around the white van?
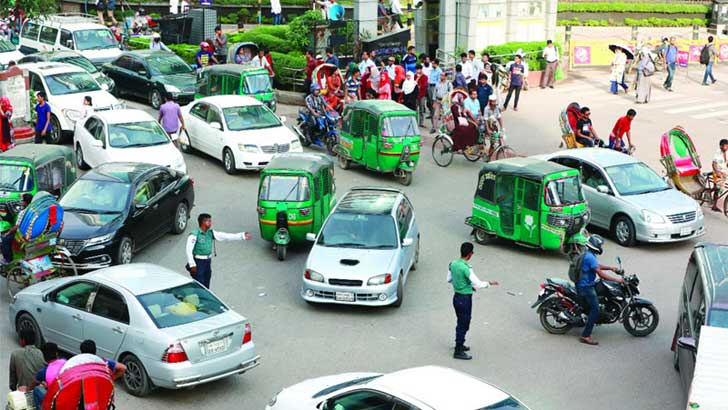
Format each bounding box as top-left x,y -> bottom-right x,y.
19,13 -> 122,67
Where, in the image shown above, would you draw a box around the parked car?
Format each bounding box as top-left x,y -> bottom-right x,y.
19,14 -> 121,67
672,243 -> 728,394
539,148 -> 705,246
0,38 -> 24,69
57,162 -> 194,269
17,50 -> 115,92
24,62 -> 123,144
73,109 -> 186,173
266,365 -> 531,410
302,187 -> 419,307
102,50 -> 196,109
181,95 -> 302,174
9,263 -> 260,397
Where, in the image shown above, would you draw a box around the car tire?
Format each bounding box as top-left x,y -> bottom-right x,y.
16,313 -> 43,348
612,215 -> 636,247
411,235 -> 420,271
223,148 -> 236,174
672,325 -> 680,371
121,354 -> 153,397
150,89 -> 163,110
76,144 -> 90,170
171,202 -> 189,234
115,236 -> 133,265
392,274 -> 404,308
48,115 -> 63,144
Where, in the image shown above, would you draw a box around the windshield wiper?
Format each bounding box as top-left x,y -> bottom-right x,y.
368,244 -> 395,249
62,207 -> 95,213
0,183 -> 18,190
326,242 -> 364,248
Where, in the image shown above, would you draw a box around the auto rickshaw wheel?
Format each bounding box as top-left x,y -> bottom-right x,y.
276,244 -> 287,261
337,154 -> 351,170
473,228 -> 492,245
431,136 -> 454,167
398,171 -> 413,186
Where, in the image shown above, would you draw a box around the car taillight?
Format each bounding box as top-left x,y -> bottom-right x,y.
300,207 -> 311,216
257,206 -> 265,215
243,323 -> 252,344
304,269 -> 311,280
162,342 -> 188,363
383,142 -> 393,149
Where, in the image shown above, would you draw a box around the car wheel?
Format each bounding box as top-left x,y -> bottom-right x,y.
392,274 -> 404,308
411,235 -> 420,271
150,89 -> 162,110
48,115 -> 63,144
115,236 -> 133,265
122,354 -> 153,397
672,325 -> 680,371
612,215 -> 636,247
171,202 -> 189,234
223,148 -> 236,174
75,144 -> 90,170
16,313 -> 43,348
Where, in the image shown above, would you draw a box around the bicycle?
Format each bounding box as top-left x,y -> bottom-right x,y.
698,172 -> 728,217
431,118 -> 516,167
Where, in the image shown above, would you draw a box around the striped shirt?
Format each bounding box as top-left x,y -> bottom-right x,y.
346,79 -> 361,96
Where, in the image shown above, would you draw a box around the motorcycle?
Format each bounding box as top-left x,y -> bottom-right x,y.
531,257 -> 659,337
293,109 -> 339,156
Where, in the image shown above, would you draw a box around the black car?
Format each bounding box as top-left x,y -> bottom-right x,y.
58,162 -> 194,269
672,242 -> 728,394
101,50 -> 196,109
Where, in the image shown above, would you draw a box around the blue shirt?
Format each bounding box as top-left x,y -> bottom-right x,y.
464,97 -> 480,119
328,3 -> 344,20
429,66 -> 442,85
453,72 -> 467,89
402,54 -> 417,73
477,83 -> 492,108
509,63 -> 524,87
665,45 -> 677,64
35,103 -> 51,132
576,251 -> 599,288
325,55 -> 339,67
196,50 -> 214,66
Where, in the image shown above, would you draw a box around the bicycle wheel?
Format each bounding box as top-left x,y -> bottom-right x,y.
432,136 -> 454,167
463,146 -> 482,162
6,266 -> 28,299
723,193 -> 728,218
495,145 -> 517,160
54,247 -> 78,279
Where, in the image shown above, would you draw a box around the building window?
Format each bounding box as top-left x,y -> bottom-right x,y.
477,3 -> 504,20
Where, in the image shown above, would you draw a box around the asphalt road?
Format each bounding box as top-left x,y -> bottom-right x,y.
2,65 -> 727,410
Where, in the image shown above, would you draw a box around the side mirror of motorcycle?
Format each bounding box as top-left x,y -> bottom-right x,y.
677,336 -> 697,353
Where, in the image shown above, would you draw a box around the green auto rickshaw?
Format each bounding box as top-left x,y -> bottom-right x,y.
465,157 -> 589,252
0,145 -> 77,204
258,153 -> 336,260
337,100 -> 420,186
195,63 -> 276,111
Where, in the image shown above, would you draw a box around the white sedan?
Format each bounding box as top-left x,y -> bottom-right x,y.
266,366 -> 531,410
73,109 -> 187,174
181,95 -> 302,174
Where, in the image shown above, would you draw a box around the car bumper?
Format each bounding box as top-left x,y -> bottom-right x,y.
301,279 -> 399,306
146,345 -> 260,389
53,240 -> 116,271
636,218 -> 705,243
173,92 -> 195,105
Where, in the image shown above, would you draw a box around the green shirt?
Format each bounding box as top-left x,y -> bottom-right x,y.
450,258 -> 474,295
191,228 -> 214,257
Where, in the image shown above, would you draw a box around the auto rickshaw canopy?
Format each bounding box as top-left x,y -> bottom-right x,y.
478,157 -> 574,182
0,144 -> 77,188
345,100 -> 414,117
264,153 -> 334,175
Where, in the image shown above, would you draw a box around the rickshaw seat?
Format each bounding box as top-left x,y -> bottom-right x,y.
673,157 -> 700,176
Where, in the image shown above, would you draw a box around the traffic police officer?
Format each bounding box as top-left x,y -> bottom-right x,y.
186,213 -> 251,288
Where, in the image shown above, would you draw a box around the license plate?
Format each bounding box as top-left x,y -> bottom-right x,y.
204,339 -> 227,355
335,292 -> 355,302
680,227 -> 692,236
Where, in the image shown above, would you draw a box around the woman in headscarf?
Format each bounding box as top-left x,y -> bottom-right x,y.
402,72 -> 418,110
450,92 -> 477,153
360,66 -> 371,100
393,63 -> 405,102
635,47 -> 653,104
379,71 -> 392,100
0,97 -> 13,152
345,62 -> 357,80
367,65 -> 381,99
610,47 -> 629,95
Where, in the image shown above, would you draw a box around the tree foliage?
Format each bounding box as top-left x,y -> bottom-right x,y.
0,0 -> 58,18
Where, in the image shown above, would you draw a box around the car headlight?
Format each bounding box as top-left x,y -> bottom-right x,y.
304,269 -> 324,283
269,100 -> 276,110
174,157 -> 186,172
84,233 -> 115,246
696,207 -> 704,218
367,273 -> 392,286
112,103 -> 125,110
238,144 -> 259,153
165,84 -> 181,94
62,108 -> 85,122
641,209 -> 666,224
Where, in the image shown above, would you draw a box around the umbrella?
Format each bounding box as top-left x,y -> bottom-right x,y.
609,43 -> 635,60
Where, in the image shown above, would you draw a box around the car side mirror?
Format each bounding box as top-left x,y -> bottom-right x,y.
279,115 -> 287,123
134,203 -> 148,211
596,185 -> 610,195
139,70 -> 148,78
91,139 -> 104,148
677,336 -> 697,353
42,293 -> 50,303
402,237 -> 413,247
66,40 -> 73,48
306,233 -> 316,242
210,121 -> 223,131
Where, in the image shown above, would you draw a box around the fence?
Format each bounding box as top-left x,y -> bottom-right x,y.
569,39 -> 728,68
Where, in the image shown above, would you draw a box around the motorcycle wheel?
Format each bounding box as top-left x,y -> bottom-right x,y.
623,304 -> 659,337
538,298 -> 573,334
294,123 -> 311,147
326,136 -> 337,156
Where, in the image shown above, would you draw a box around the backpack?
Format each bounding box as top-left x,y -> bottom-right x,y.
643,56 -> 655,77
567,250 -> 586,283
700,45 -> 710,65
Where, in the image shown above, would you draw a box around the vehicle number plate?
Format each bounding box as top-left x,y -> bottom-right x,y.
680,227 -> 692,237
335,292 -> 355,302
205,339 -> 227,355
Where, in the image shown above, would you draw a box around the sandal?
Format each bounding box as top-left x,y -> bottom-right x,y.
579,336 -> 599,346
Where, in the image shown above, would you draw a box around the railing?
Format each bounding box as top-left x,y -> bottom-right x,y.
276,66 -> 306,92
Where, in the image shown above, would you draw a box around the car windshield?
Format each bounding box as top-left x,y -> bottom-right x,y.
108,121 -> 170,148
45,72 -> 100,95
73,29 -> 118,50
0,39 -> 14,52
317,212 -> 398,249
146,54 -> 193,76
545,176 -> 584,206
479,397 -> 529,410
0,165 -> 34,192
382,116 -> 418,138
56,55 -> 99,73
605,162 -> 669,196
60,179 -> 130,213
223,105 -> 280,131
244,74 -> 272,94
138,282 -> 228,328
708,309 -> 728,328
259,175 -> 310,201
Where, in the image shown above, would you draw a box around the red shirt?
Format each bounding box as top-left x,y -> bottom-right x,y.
416,74 -> 428,98
611,116 -> 632,139
305,58 -> 316,81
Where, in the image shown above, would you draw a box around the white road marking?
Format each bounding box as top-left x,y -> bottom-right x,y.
665,102 -> 728,114
691,109 -> 728,119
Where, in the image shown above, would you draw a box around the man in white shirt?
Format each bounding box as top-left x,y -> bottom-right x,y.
271,0 -> 282,25
541,39 -> 559,89
459,53 -> 473,87
467,50 -> 482,88
358,51 -> 375,76
389,0 -> 403,30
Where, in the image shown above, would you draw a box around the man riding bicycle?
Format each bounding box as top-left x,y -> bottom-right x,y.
305,84 -> 334,146
483,95 -> 503,158
712,138 -> 728,211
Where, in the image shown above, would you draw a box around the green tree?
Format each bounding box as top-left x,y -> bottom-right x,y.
0,0 -> 59,18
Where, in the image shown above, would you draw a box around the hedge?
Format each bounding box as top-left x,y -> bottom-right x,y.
482,41 -> 562,71
228,30 -> 296,53
557,17 -> 709,27
557,2 -> 710,14
271,51 -> 306,87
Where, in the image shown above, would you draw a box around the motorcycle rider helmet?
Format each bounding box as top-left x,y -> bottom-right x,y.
585,234 -> 604,255
310,84 -> 321,92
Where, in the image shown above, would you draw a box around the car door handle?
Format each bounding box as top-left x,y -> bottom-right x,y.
112,327 -> 124,334
72,314 -> 82,321
151,203 -> 159,210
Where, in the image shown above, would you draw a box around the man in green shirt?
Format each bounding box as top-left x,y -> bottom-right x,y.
447,242 -> 499,360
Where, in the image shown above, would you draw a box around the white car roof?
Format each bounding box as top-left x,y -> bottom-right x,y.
19,62 -> 87,75
84,263 -> 193,296
195,95 -> 263,108
541,147 -> 640,168
95,109 -> 154,124
29,17 -> 108,31
370,366 -> 512,410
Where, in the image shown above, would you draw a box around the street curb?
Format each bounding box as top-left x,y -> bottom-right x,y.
276,90 -> 305,107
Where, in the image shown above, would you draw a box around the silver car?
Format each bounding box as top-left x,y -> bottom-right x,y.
8,263 -> 260,396
302,187 -> 420,307
540,148 -> 705,246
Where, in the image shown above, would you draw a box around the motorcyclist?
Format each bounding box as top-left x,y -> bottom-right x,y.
575,235 -> 624,346
304,84 -> 334,146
